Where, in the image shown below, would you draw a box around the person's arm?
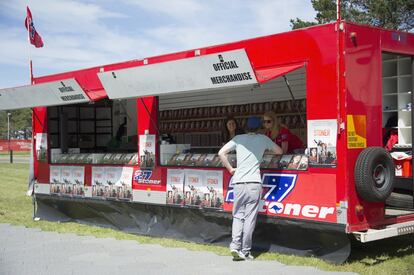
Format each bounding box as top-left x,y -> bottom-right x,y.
265,135 -> 283,155
278,127 -> 290,154
218,141 -> 236,175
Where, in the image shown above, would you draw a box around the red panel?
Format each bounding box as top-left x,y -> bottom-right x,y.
132,166 -> 166,191
28,22 -> 414,229
223,171 -> 337,223
255,63 -> 304,84
0,140 -> 31,152
33,107 -> 49,183
344,22 -> 414,229
137,97 -> 159,165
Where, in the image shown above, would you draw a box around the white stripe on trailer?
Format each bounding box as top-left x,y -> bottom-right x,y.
353,220 -> 414,242
133,189 -> 166,205
34,183 -> 50,195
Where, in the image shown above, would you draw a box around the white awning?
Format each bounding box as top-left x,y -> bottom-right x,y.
0,78 -> 90,111
98,49 -> 258,100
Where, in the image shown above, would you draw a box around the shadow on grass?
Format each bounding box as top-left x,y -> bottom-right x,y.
347,234 -> 414,265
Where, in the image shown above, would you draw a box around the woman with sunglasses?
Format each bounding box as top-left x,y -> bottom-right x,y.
261,111 -> 304,154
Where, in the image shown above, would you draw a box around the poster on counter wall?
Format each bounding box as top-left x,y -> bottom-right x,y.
139,134 -> 156,169
49,166 -> 61,194
71,166 -> 85,197
307,119 -> 337,168
204,170 -> 224,209
166,169 -> 185,205
91,167 -> 133,200
91,167 -> 106,198
35,133 -> 47,162
105,166 -> 123,199
184,169 -> 206,207
61,166 -> 74,195
117,167 -> 133,201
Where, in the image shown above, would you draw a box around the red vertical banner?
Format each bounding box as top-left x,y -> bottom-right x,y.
137,96 -> 159,166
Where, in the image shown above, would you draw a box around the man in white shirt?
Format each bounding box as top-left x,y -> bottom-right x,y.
218,117 -> 282,261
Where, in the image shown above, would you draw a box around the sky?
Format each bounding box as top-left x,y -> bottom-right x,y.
0,0 -> 316,89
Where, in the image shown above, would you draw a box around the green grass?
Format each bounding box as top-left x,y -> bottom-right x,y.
0,151 -> 30,156
1,163 -> 414,274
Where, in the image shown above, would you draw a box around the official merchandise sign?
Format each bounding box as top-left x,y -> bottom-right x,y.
307,119 -> 337,167
0,79 -> 89,111
98,49 -> 258,99
166,169 -> 185,205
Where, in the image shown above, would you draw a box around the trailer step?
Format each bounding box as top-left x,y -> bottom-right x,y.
353,220 -> 414,242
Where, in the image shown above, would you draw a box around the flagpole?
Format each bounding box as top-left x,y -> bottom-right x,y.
26,6 -> 34,85
337,0 -> 341,22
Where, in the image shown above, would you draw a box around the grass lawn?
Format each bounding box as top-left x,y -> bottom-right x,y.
0,151 -> 30,156
1,163 -> 413,274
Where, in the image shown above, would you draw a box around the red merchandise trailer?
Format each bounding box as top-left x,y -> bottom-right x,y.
1,21 -> 413,263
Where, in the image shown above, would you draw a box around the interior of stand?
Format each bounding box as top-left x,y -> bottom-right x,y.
158,67 -> 309,169
382,52 -> 414,211
48,98 -> 139,165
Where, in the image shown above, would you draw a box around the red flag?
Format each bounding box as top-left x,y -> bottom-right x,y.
25,6 -> 44,48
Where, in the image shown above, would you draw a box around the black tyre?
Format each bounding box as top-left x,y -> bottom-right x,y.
354,147 -> 395,202
386,192 -> 414,209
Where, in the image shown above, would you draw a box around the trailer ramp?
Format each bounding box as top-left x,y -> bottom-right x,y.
353,220 -> 414,242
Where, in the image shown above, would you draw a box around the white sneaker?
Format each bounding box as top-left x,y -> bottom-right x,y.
230,249 -> 245,261
243,252 -> 254,260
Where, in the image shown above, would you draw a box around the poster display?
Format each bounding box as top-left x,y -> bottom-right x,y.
117,167 -> 134,200
139,134 -> 156,169
71,166 -> 85,196
166,169 -> 185,205
307,120 -> 337,168
92,166 -> 133,200
61,166 -> 74,195
165,169 -> 224,208
184,169 -> 206,207
92,167 -> 106,198
35,133 -> 47,162
204,170 -> 224,208
49,166 -> 61,194
51,166 -> 85,196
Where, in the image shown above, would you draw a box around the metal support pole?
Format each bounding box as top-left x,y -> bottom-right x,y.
411,57 -> 414,203
7,112 -> 13,163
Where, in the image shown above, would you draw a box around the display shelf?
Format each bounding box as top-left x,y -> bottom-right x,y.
382,53 -> 412,147
48,101 -> 113,150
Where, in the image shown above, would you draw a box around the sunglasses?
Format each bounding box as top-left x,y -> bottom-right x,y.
263,120 -> 273,124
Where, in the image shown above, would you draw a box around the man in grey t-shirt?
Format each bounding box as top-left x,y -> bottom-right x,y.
218,117 -> 282,261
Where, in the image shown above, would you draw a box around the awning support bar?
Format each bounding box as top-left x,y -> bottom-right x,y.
283,75 -> 306,127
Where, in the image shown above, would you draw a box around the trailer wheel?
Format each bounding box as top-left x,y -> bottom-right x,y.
386,192 -> 414,209
354,147 -> 395,202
